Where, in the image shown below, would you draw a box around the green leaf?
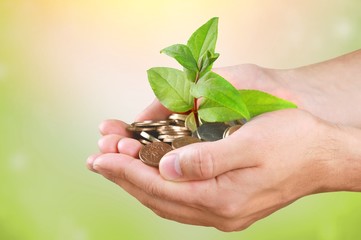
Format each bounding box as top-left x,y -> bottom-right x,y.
200,51 -> 219,77
147,67 -> 193,112
160,44 -> 198,72
198,98 -> 246,122
239,90 -> 297,118
191,71 -> 250,120
184,68 -> 197,82
185,112 -> 197,132
187,17 -> 219,64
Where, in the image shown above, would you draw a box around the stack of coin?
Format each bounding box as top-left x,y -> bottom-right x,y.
127,113 -> 192,145
158,125 -> 191,143
127,113 -> 245,167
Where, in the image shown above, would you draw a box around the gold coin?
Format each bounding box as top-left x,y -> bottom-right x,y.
127,125 -> 157,132
158,133 -> 190,139
157,131 -> 191,136
139,142 -> 173,167
139,139 -> 151,145
172,136 -> 202,149
157,125 -> 189,132
140,131 -> 161,142
133,120 -> 169,127
168,113 -> 188,121
163,135 -> 189,143
169,119 -> 185,126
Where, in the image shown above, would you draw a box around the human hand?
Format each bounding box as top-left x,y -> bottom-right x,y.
87,108 -> 345,231
92,64 -> 289,158
217,56 -> 361,128
88,50 -> 361,230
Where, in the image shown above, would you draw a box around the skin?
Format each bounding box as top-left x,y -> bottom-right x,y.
87,50 -> 361,232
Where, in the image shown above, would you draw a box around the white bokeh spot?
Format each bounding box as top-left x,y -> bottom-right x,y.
9,152 -> 29,172
334,18 -> 354,40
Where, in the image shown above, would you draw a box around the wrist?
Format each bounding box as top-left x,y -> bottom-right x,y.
320,124 -> 361,192
272,61 -> 361,128
265,67 -> 305,107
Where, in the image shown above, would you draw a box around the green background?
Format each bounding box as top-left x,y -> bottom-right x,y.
1,0 -> 361,239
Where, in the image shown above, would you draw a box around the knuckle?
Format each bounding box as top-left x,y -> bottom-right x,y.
235,222 -> 252,231
217,202 -> 240,219
215,222 -> 238,232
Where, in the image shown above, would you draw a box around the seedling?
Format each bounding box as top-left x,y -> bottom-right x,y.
147,17 -> 296,126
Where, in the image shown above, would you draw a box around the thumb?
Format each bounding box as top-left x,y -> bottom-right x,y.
159,136 -> 257,181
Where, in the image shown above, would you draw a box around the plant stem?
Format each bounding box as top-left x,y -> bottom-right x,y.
193,71 -> 200,127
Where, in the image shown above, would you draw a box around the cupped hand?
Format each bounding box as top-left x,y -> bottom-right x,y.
87,108 -> 341,231
93,64 -> 293,157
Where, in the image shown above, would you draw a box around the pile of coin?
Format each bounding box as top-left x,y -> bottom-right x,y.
127,114 -> 192,145
127,113 -> 244,167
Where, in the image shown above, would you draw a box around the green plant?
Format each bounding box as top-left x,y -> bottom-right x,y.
147,17 -> 296,126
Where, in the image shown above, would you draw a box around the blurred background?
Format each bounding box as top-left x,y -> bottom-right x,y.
1,0 -> 361,239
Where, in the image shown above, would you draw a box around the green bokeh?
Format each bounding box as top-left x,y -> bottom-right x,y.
1,1 -> 361,240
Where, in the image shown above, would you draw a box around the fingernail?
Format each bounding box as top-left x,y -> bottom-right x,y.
159,154 -> 182,180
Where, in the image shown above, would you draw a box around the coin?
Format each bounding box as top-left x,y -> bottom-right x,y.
172,136 -> 202,149
195,122 -> 230,141
169,119 -> 185,126
158,133 -> 189,139
161,135 -> 187,143
133,120 -> 169,127
168,113 -> 188,121
129,114 -> 247,166
223,125 -> 242,138
126,125 -> 158,132
140,131 -> 161,142
139,139 -> 152,145
157,125 -> 189,132
139,142 -> 173,167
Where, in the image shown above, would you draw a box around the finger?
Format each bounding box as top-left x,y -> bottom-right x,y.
159,132 -> 260,181
99,119 -> 131,136
92,153 -> 210,205
86,153 -> 102,172
117,138 -> 142,158
135,99 -> 172,121
98,134 -> 122,153
109,177 -> 215,227
119,178 -> 252,232
93,153 -> 222,226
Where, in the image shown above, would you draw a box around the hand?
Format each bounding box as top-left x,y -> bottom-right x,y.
87,109 -> 345,231
92,63 -> 290,159
215,53 -> 361,128
88,51 -> 361,231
